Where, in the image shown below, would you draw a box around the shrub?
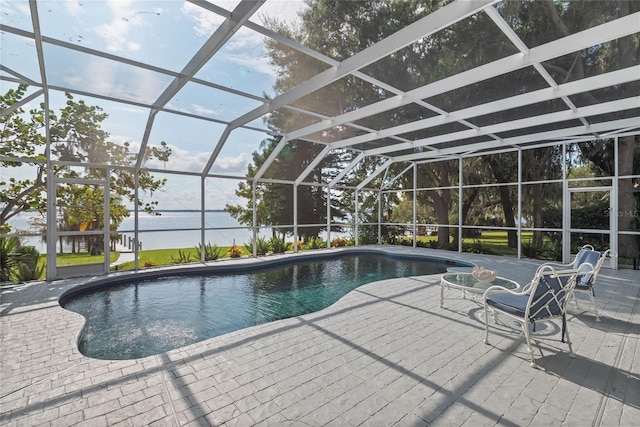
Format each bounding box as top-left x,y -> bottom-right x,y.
1,237 -> 21,282
398,238 -> 413,246
1,238 -> 45,283
331,237 -> 349,247
307,236 -> 325,249
195,242 -> 221,261
521,240 -> 544,258
269,235 -> 290,254
228,244 -> 243,258
244,236 -> 270,256
171,249 -> 194,264
12,262 -> 45,282
426,240 -> 439,249
11,246 -> 44,281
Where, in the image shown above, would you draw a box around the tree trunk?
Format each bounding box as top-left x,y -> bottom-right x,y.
532,182 -> 544,247
497,185 -> 518,248
434,190 -> 451,248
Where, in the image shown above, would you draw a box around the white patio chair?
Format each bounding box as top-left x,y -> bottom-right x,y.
483,263 -> 593,368
540,246 -> 614,321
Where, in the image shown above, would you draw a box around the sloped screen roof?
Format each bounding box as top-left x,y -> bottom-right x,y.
1,0 -> 638,184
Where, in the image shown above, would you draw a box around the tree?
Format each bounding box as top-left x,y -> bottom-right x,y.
231,0 -> 638,254
1,85 -> 172,251
532,0 -> 640,257
226,136 -> 350,241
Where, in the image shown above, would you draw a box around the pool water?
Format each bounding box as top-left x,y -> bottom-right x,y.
62,253 -> 453,360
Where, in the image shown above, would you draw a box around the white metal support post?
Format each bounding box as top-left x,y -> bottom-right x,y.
201,176 -> 206,262
413,163 -> 417,248
29,0 -> 55,280
326,186 -> 332,249
611,137 -> 619,269
293,184 -> 298,253
562,143 -> 570,263
103,170 -> 110,273
517,149 -> 522,259
378,191 -> 382,244
458,157 -> 463,253
355,190 -> 359,246
134,172 -> 140,271
252,180 -> 258,256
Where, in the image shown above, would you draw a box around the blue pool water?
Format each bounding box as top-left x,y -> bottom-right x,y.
62,252 -> 458,360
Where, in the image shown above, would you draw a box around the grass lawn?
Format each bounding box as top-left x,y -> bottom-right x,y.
113,245 -> 248,271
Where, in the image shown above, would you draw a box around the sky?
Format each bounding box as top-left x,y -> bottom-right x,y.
1,0 -> 308,212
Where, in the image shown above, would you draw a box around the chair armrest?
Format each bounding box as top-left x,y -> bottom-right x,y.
483,284 -> 527,300
551,267 -> 585,277
539,261 -> 571,271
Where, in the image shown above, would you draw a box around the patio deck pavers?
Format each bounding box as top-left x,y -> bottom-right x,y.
1,248 -> 639,426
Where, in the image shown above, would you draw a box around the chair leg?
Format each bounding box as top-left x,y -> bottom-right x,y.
484,304 -> 491,345
564,321 -> 575,359
573,292 -> 582,310
523,322 -> 537,368
589,291 -> 600,322
575,290 -> 601,321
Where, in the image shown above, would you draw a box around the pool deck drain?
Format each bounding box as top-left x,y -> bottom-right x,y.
1,247 -> 638,426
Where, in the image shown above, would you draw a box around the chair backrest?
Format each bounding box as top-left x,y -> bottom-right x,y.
573,247 -> 600,269
573,249 -> 601,288
526,264 -> 590,321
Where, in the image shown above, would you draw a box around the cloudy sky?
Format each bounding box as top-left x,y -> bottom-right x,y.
1,0 -> 308,210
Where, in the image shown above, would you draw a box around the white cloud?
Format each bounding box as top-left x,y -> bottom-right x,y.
211,152 -> 250,173
63,1 -> 83,17
181,2 -> 225,38
94,0 -> 147,52
64,55 -> 167,104
180,1 -> 307,80
140,144 -> 250,175
218,51 -> 276,78
192,104 -> 221,116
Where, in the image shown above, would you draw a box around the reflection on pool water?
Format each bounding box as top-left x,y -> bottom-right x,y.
62,252 -> 460,360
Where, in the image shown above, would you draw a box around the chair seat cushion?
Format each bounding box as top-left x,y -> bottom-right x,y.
486,293 -> 528,317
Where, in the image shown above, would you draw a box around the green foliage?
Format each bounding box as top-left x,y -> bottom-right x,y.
12,258 -> 45,282
463,238 -> 496,256
171,249 -> 194,264
522,240 -> 562,261
1,85 -> 172,242
521,240 -> 545,259
1,237 -> 21,282
244,237 -> 270,256
0,238 -> 44,282
225,136 -> 349,241
306,236 -> 325,249
269,235 -> 290,254
195,242 -> 221,261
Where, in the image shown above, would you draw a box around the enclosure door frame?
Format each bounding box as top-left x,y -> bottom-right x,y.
46,172 -> 111,279
563,185 -> 618,269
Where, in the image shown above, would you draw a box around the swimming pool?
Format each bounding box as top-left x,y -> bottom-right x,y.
61,251 -> 463,360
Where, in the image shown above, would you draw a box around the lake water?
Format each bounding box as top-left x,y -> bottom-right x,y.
8,211 -> 348,251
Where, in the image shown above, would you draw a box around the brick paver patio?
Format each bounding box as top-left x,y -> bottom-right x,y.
1,247 -> 638,426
